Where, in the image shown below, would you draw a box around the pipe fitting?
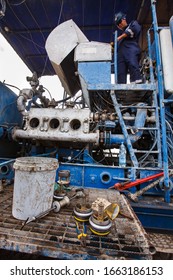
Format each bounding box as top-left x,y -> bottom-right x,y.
17,89 -> 34,115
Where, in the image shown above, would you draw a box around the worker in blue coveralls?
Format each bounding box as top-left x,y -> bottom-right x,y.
114,12 -> 142,84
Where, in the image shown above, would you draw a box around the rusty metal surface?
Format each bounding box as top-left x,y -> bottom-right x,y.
0,186 -> 152,260
148,232 -> 173,254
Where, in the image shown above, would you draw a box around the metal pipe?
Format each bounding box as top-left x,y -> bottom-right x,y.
108,105 -> 147,145
137,0 -> 146,22
146,28 -> 162,166
17,89 -> 33,115
17,95 -> 27,115
0,159 -> 15,167
127,171 -> 173,202
147,29 -> 155,83
134,104 -> 147,128
13,128 -> 99,144
114,31 -> 118,83
111,91 -> 138,169
151,0 -> 170,202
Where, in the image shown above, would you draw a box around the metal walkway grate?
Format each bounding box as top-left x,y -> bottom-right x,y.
0,186 -> 152,260
147,232 -> 173,254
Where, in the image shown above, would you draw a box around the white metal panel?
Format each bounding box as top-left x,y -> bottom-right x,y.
45,19 -> 88,64
45,20 -> 89,96
160,28 -> 173,94
74,41 -> 112,62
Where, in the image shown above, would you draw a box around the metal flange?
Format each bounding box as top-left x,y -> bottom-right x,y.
73,203 -> 93,222
89,215 -> 112,236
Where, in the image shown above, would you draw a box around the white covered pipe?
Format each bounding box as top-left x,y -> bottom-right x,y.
160,28 -> 173,94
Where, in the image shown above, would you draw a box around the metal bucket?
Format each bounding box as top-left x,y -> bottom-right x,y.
12,157 -> 58,220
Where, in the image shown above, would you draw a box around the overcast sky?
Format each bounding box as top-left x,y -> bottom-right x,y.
0,34 -> 64,100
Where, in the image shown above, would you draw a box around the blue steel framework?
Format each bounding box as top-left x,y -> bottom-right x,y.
150,1 -> 170,203
0,0 -> 173,232
58,0 -> 173,230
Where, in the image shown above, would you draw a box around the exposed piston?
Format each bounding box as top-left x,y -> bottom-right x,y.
54,170 -> 70,200
74,203 -> 93,222
58,170 -> 70,186
89,201 -> 112,236
73,191 -> 93,222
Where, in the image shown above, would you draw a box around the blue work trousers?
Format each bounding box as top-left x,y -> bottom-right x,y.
117,44 -> 141,83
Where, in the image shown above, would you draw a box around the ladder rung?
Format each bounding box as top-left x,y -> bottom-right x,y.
120,105 -> 156,109
163,99 -> 173,104
134,150 -> 159,154
126,127 -> 158,131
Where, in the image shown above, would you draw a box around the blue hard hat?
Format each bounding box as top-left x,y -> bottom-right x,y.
114,12 -> 126,25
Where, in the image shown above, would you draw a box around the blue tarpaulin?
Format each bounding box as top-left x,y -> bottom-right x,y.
0,0 -> 172,76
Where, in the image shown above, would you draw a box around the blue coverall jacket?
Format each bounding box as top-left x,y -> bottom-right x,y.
117,20 -> 142,83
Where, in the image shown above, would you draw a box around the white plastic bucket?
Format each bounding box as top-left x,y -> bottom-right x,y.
12,157 -> 58,220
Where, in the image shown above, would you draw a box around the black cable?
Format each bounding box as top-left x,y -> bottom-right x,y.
56,95 -> 71,104
42,86 -> 53,100
3,81 -> 20,91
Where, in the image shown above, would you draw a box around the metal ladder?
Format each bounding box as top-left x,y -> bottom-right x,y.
110,83 -> 162,170
111,0 -> 171,203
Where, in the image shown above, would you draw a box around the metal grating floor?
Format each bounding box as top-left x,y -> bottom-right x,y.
0,186 -> 153,260
147,232 -> 173,254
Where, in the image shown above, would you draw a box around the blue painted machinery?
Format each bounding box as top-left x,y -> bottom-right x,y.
1,0 -> 173,234
0,81 -> 22,181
